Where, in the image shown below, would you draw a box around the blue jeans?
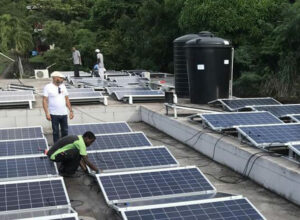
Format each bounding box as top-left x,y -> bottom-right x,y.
51,115 -> 68,144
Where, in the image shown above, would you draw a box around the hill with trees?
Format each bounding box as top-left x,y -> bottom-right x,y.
0,0 -> 299,98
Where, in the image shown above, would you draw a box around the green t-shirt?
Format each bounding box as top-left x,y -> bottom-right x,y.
50,135 -> 87,160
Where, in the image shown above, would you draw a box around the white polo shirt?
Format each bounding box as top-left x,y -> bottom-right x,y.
43,83 -> 69,115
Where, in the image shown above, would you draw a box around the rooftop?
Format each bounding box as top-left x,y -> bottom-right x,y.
0,78 -> 300,220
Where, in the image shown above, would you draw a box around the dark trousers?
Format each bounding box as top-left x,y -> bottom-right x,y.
74,64 -> 80,77
51,115 -> 68,144
54,148 -> 81,174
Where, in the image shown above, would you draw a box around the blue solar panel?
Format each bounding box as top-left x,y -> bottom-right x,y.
252,104 -> 300,117
201,112 -> 283,130
122,198 -> 265,220
0,178 -> 68,212
88,147 -> 178,171
68,122 -> 131,135
0,138 -> 48,157
97,167 -> 215,203
237,123 -> 300,147
216,97 -> 280,111
0,127 -> 43,141
88,132 -> 151,151
0,156 -> 57,180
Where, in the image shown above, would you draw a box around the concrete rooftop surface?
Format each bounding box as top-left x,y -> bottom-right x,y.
0,78 -> 300,220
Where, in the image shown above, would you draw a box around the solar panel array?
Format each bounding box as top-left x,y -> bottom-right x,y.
201,111 -> 283,131
209,97 -> 280,111
90,132 -> 152,151
237,123 -> 300,148
88,147 -> 178,171
0,125 -> 77,219
121,197 -> 265,220
97,167 -> 215,203
251,104 -> 300,117
69,122 -> 131,135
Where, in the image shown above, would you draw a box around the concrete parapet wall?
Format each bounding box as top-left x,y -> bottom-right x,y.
141,106 -> 300,206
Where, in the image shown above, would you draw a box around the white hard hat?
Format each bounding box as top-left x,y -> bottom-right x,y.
95,49 -> 100,53
51,71 -> 64,78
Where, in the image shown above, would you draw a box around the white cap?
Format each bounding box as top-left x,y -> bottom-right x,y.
51,71 -> 64,78
95,49 -> 100,53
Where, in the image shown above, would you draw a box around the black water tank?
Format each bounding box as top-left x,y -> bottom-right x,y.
185,34 -> 232,104
173,34 -> 200,98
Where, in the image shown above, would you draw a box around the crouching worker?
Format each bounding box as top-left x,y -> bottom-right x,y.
47,131 -> 99,176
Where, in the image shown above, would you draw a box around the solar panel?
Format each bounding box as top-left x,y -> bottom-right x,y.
68,92 -> 103,98
201,111 -> 283,131
113,90 -> 165,100
209,97 -> 280,111
97,166 -> 216,204
0,177 -> 69,212
121,196 -> 266,220
0,91 -> 34,96
251,104 -> 300,117
0,138 -> 47,157
0,127 -> 43,141
67,88 -> 94,93
68,122 -> 131,135
0,95 -> 35,102
0,156 -> 57,180
106,87 -> 150,95
88,146 -> 178,172
88,132 -> 151,151
237,123 -> 300,148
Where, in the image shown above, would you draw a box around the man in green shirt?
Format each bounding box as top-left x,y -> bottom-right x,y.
47,131 -> 99,176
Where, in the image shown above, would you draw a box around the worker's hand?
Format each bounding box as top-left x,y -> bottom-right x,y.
46,113 -> 51,121
69,111 -> 74,119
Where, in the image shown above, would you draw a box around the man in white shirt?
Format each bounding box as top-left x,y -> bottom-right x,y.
72,47 -> 82,77
95,49 -> 105,79
43,72 -> 74,143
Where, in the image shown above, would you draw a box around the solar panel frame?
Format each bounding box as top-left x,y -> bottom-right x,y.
68,122 -> 132,135
288,142 -> 300,157
200,111 -> 283,131
96,166 -> 216,205
0,138 -> 48,158
0,177 -> 70,214
87,132 -> 152,151
287,114 -> 300,122
0,95 -> 35,102
209,97 -> 281,111
250,104 -> 300,117
236,123 -> 300,148
87,146 -> 179,173
120,195 -> 266,220
0,207 -> 78,220
0,126 -> 44,141
0,155 -> 58,182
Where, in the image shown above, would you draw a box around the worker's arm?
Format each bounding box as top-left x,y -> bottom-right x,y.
82,155 -> 99,173
42,96 -> 51,121
65,96 -> 74,119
